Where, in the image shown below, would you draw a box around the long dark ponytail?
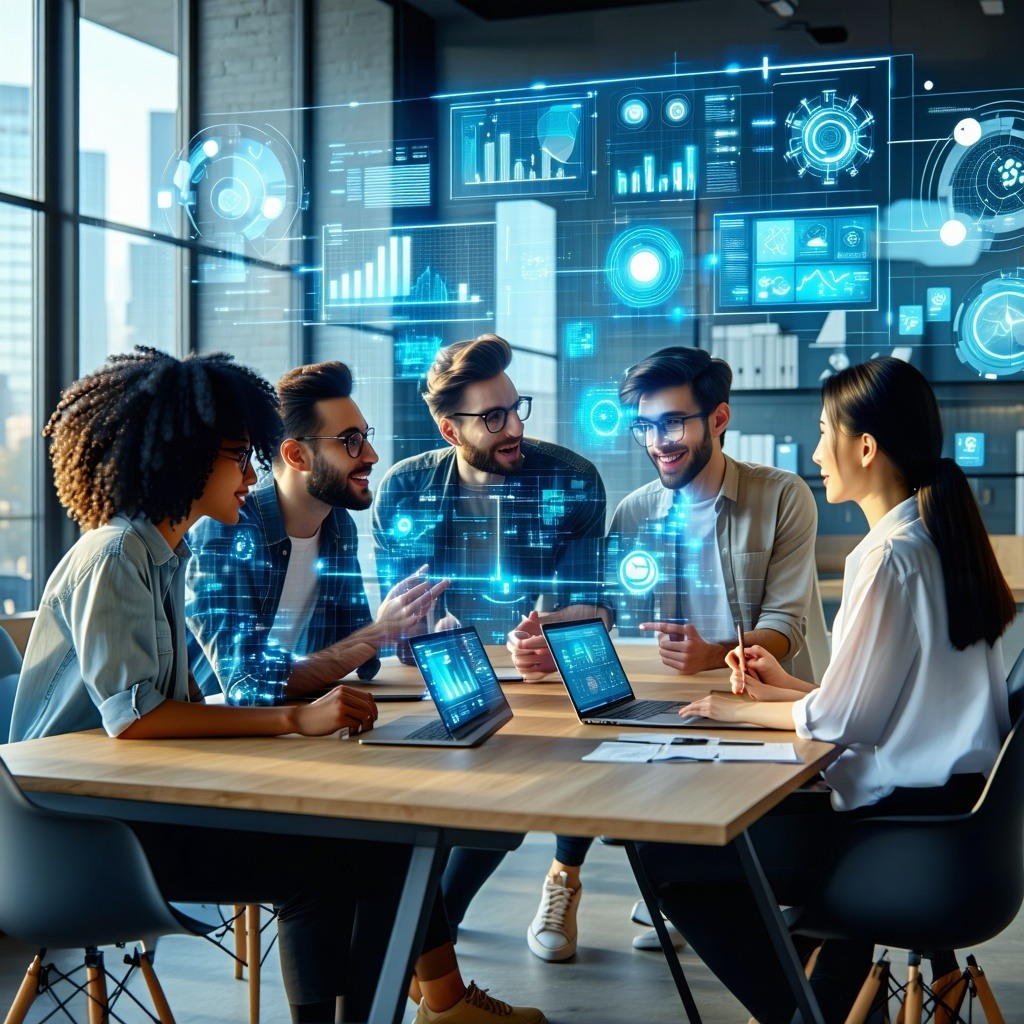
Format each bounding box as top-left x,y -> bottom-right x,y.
822,358 -> 1015,650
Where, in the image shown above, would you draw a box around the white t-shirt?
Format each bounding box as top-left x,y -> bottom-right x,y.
792,497 -> 1009,811
671,491 -> 733,643
268,531 -> 320,654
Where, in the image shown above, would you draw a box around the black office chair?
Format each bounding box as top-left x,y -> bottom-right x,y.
790,697 -> 1024,1024
0,624 -> 22,742
0,754 -> 215,1024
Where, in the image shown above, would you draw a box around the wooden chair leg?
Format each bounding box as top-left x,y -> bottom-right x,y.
966,955 -> 1006,1024
246,903 -> 261,1024
901,952 -> 923,1024
844,956 -> 889,1024
137,948 -> 177,1024
233,904 -> 246,980
85,948 -> 109,1024
4,952 -> 43,1024
930,967 -> 969,1024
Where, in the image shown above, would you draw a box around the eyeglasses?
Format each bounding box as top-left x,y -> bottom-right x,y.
630,412 -> 706,448
218,446 -> 255,474
448,396 -> 533,434
296,427 -> 376,459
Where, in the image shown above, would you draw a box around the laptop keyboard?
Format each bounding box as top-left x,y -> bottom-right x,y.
614,699 -> 682,720
405,720 -> 453,741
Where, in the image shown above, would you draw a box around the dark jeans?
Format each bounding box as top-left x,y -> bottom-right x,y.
132,823 -> 451,1020
636,775 -> 985,1024
554,835 -> 593,867
440,837 -> 525,930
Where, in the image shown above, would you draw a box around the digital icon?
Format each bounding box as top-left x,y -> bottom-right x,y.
899,305 -> 924,336
954,432 -> 985,468
953,270 -> 1024,377
784,89 -> 875,186
619,96 -> 651,129
605,224 -> 684,308
619,550 -> 659,594
663,96 -> 692,125
926,287 -> 952,322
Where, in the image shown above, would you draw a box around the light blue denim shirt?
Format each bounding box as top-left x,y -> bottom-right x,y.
10,515 -> 192,740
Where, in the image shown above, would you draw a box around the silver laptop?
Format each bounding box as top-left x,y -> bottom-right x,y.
542,618 -> 751,729
359,626 -> 513,747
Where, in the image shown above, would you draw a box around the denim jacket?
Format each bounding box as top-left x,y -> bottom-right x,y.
185,477 -> 379,703
11,515 -> 190,740
371,440 -> 606,644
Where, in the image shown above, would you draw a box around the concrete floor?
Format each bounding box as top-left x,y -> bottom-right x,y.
2,831 -> 1023,1023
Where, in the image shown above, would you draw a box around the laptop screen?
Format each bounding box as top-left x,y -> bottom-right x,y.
408,627 -> 508,731
542,620 -> 634,714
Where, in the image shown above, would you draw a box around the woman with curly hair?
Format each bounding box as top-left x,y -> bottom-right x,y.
11,348 -> 546,1024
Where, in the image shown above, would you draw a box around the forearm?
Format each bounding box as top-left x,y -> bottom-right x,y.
117,697 -> 299,739
286,625 -> 384,698
736,699 -> 799,730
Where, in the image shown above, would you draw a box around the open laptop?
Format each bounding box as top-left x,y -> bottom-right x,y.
359,626 -> 513,747
542,618 -> 752,729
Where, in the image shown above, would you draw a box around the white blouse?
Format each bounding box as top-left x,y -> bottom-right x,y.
792,497 -> 1010,811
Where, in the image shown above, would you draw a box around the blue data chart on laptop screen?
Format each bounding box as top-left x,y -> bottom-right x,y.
547,623 -> 633,714
414,631 -> 504,727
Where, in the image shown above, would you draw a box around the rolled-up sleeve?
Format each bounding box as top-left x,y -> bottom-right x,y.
68,548 -> 171,736
752,477 -> 817,656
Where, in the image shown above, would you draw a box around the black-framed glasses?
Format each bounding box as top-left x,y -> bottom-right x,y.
296,427 -> 376,459
448,396 -> 532,434
218,445 -> 255,474
630,412 -> 706,448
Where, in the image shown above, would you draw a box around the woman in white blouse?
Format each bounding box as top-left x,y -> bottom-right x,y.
638,357 -> 1016,1024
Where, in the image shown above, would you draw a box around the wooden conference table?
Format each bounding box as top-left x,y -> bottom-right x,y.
1,640 -> 837,1024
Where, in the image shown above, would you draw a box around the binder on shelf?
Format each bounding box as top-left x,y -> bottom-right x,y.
775,440 -> 799,474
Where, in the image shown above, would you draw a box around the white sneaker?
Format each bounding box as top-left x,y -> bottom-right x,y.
632,924 -> 686,950
526,871 -> 581,961
630,899 -> 686,950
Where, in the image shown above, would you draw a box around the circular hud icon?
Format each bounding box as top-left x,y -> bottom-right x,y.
158,123 -> 306,257
784,89 -> 875,186
619,550 -> 659,595
605,224 -> 684,308
953,270 -> 1024,378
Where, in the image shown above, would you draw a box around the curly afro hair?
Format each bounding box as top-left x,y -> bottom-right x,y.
45,346 -> 282,530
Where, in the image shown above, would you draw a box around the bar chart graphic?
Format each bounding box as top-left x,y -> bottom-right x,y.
450,94 -> 594,200
321,221 -> 495,324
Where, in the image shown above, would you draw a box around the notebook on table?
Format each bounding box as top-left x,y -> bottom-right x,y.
359,626 -> 513,747
541,618 -> 755,729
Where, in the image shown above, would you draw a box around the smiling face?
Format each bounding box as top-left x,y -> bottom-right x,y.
441,372 -> 526,477
637,384 -> 718,491
193,437 -> 258,525
812,406 -> 865,505
303,396 -> 379,510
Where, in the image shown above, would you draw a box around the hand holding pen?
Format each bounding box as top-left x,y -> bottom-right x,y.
733,620 -> 756,701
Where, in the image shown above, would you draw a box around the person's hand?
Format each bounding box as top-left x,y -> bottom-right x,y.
725,644 -> 789,694
677,691 -> 747,723
506,611 -> 557,680
433,613 -> 462,632
639,621 -> 724,674
291,684 -> 379,737
376,565 -> 450,643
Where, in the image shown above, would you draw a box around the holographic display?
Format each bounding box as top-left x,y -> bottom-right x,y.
327,139 -> 431,208
321,221 -> 494,325
450,94 -> 595,200
784,89 -> 875,187
715,207 -> 877,313
953,270 -> 1024,378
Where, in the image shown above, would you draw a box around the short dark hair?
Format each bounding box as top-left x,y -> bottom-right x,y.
44,346 -> 280,530
619,346 -> 732,414
423,333 -> 512,420
276,361 -> 355,440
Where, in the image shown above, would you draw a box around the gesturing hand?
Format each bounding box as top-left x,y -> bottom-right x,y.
376,565 -> 450,643
292,684 -> 379,737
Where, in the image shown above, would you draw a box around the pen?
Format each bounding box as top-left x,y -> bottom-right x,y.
735,620 -> 754,700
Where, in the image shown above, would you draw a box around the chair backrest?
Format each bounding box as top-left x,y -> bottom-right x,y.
0,754 -> 188,950
0,625 -> 22,743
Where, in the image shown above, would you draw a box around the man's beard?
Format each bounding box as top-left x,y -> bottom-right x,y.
461,436 -> 525,476
649,421 -> 713,490
306,451 -> 372,509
